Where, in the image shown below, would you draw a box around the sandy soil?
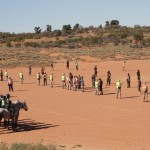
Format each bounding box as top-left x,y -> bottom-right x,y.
0,60 -> 150,150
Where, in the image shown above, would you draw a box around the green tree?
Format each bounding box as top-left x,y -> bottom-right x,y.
34,27 -> 42,34
110,20 -> 119,26
105,21 -> 109,27
46,25 -> 52,32
73,23 -> 80,30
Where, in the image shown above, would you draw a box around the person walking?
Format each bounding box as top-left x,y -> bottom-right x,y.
7,77 -> 13,92
0,70 -> 3,81
142,82 -> 148,102
116,80 -> 121,99
37,72 -> 41,85
126,73 -> 131,88
49,73 -> 54,87
19,71 -> 24,84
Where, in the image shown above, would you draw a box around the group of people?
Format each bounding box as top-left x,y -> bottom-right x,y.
61,73 -> 84,92
116,68 -> 148,101
0,94 -> 14,115
0,60 -> 149,102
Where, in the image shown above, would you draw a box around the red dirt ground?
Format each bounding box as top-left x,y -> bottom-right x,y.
0,60 -> 150,150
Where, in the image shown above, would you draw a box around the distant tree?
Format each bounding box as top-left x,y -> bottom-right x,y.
110,20 -> 119,26
62,24 -> 72,31
105,21 -> 110,27
34,27 -> 42,34
98,25 -> 103,29
134,25 -> 141,28
73,23 -> 80,30
46,25 -> 52,32
62,24 -> 72,35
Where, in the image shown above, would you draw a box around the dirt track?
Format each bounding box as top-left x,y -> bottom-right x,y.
0,60 -> 150,150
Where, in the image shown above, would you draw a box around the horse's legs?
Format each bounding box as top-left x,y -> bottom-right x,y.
13,116 -> 18,132
11,117 -> 15,131
7,119 -> 10,129
0,117 -> 2,126
4,119 -> 7,128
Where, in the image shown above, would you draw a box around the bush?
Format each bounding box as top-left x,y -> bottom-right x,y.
6,42 -> 12,47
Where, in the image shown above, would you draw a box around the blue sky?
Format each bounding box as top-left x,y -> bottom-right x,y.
0,0 -> 150,33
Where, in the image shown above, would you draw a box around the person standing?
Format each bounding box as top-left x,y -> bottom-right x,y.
137,70 -> 141,80
49,73 -> 54,87
50,61 -> 54,71
28,66 -> 32,75
75,61 -> 78,70
137,79 -> 141,94
41,67 -> 45,75
61,73 -> 66,89
43,72 -> 48,86
126,73 -> 131,88
99,78 -> 103,95
122,61 -> 126,71
94,65 -> 98,76
116,80 -> 121,99
66,60 -> 69,69
142,82 -> 148,102
91,74 -> 96,88
19,71 -> 24,84
7,77 -> 13,92
4,70 -> 8,81
106,71 -> 111,86
37,72 -> 41,85
80,76 -> 84,92
0,70 -> 3,81
95,79 -> 99,95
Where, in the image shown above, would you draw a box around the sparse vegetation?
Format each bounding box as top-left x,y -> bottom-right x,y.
1,20 -> 150,68
0,143 -> 82,150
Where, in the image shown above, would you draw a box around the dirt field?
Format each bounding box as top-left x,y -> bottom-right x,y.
0,60 -> 150,150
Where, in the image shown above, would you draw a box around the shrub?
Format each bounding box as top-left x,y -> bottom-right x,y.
6,42 -> 12,47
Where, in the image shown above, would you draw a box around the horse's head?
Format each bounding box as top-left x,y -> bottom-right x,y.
22,100 -> 28,111
13,100 -> 28,111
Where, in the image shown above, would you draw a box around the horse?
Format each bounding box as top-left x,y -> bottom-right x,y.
0,100 -> 28,131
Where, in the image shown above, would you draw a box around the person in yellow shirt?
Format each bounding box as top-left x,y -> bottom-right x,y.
49,73 -> 54,87
19,71 -> 24,84
4,70 -> 8,81
116,80 -> 121,99
95,79 -> 99,95
122,61 -> 126,71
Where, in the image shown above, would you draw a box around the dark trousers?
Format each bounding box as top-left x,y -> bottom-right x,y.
43,79 -> 47,85
8,84 -> 13,91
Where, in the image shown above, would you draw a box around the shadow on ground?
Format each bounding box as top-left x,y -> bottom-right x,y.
0,118 -> 59,134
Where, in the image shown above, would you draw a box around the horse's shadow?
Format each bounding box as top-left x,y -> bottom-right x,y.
0,118 -> 59,134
